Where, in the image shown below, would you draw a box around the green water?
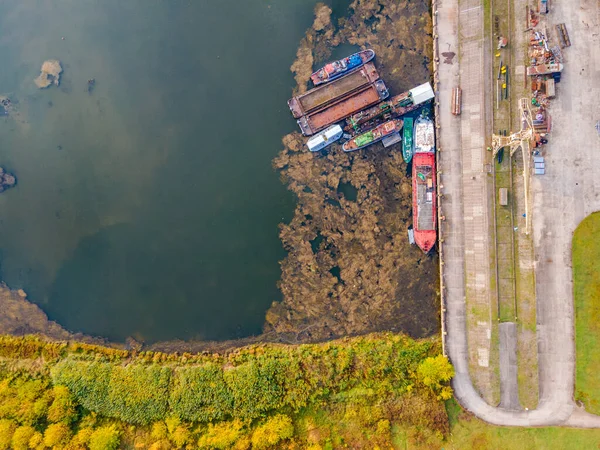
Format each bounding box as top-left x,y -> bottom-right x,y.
0,0 -> 348,343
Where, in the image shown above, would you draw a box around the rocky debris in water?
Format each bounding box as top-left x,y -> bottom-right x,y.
0,96 -> 13,116
290,3 -> 340,95
0,167 -> 16,193
34,59 -> 63,89
125,336 -> 143,351
87,78 -> 96,94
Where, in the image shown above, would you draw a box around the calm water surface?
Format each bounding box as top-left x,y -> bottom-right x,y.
0,0 -> 349,342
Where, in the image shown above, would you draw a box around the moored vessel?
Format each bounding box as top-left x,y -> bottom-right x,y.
342,119 -> 403,152
311,49 -> 375,86
412,151 -> 437,253
345,82 -> 434,133
306,125 -> 343,152
402,117 -> 414,163
413,114 -> 435,153
288,62 -> 379,119
297,80 -> 389,136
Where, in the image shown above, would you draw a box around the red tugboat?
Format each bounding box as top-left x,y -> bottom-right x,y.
412,115 -> 437,253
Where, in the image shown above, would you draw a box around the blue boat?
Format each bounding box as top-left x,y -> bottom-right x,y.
310,49 -> 375,86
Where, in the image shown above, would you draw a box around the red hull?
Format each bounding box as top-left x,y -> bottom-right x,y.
412,152 -> 437,253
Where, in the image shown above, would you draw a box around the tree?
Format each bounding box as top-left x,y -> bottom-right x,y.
0,419 -> 16,450
416,355 -> 455,400
250,414 -> 294,449
43,423 -> 72,449
88,425 -> 121,450
11,425 -> 35,450
198,419 -> 245,449
47,386 -> 77,423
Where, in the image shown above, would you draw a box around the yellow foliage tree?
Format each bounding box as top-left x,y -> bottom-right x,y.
150,421 -> 167,440
250,414 -> 294,450
0,419 -> 16,450
28,431 -> 43,449
43,423 -> 72,449
11,425 -> 36,450
88,424 -> 121,450
198,419 -> 246,449
68,427 -> 94,448
48,386 -> 77,423
416,355 -> 455,400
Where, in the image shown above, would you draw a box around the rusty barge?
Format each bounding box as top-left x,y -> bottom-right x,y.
288,62 -> 379,119
296,80 -> 389,136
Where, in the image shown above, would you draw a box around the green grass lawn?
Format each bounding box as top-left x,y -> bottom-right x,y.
573,212 -> 600,414
445,399 -> 600,449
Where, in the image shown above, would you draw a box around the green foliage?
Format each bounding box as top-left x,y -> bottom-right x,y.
107,364 -> 171,424
52,361 -> 170,425
417,355 -> 455,400
0,419 -> 16,450
43,422 -> 71,448
11,425 -> 35,450
51,360 -> 112,417
573,212 -> 600,414
197,419 -> 246,449
170,363 -> 233,422
88,424 -> 121,450
251,414 -> 294,449
224,358 -> 286,420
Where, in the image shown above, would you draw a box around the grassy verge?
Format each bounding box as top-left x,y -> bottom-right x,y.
446,399 -> 600,449
573,212 -> 600,414
0,333 -> 453,449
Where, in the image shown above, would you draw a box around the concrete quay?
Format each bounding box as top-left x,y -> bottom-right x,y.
433,0 -> 600,427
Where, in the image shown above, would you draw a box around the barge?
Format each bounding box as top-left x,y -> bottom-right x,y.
297,80 -> 389,136
288,62 -> 379,119
311,49 -> 375,86
342,119 -> 403,152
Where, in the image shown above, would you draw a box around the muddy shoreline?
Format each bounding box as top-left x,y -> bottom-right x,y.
0,0 -> 438,354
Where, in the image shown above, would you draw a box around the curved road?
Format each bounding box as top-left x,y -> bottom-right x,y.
435,0 -> 600,427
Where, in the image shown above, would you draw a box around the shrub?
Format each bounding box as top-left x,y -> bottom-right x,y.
169,363 -> 233,422
107,364 -> 171,424
51,360 -> 112,417
88,424 -> 121,450
251,414 -> 294,449
224,359 -> 285,420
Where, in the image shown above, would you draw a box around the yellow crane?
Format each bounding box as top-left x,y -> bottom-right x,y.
490,98 -> 534,234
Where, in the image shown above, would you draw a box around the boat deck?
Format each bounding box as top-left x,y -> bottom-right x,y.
298,63 -> 378,114
300,81 -> 388,135
415,164 -> 435,231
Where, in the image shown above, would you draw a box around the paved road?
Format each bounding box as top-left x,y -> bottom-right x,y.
437,0 -> 600,427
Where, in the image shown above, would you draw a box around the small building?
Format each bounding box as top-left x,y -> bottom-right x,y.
409,82 -> 435,105
499,188 -> 508,206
